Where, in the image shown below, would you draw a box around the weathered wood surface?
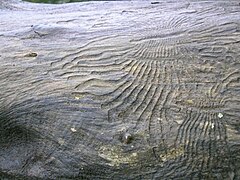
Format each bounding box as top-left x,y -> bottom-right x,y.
0,0 -> 240,179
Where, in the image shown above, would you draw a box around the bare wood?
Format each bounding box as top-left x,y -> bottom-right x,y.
0,0 -> 240,179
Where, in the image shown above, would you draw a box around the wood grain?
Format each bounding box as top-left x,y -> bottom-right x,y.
0,0 -> 239,179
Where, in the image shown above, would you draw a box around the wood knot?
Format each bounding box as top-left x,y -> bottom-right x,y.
121,132 -> 133,144
24,52 -> 38,57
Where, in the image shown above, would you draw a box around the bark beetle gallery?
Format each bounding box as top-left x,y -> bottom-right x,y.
0,0 -> 240,179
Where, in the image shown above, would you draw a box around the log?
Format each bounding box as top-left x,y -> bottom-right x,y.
0,0 -> 240,179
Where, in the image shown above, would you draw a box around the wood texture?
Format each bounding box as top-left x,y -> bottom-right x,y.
0,0 -> 240,179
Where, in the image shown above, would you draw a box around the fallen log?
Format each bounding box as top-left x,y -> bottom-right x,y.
0,0 -> 240,179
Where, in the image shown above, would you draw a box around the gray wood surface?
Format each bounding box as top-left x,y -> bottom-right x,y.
0,0 -> 240,179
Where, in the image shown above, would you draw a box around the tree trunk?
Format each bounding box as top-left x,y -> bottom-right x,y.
0,0 -> 240,179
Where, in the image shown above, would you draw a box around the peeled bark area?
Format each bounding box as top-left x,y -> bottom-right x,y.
0,0 -> 240,179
